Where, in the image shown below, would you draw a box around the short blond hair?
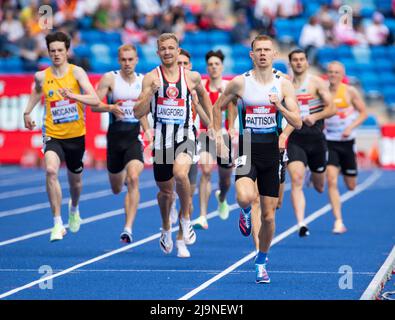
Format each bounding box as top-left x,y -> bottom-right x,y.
251,34 -> 275,50
157,33 -> 179,48
328,61 -> 346,73
118,44 -> 137,57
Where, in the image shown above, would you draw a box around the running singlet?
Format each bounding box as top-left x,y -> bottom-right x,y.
294,74 -> 324,136
239,70 -> 283,144
325,83 -> 357,141
107,71 -> 143,136
42,64 -> 85,139
199,78 -> 229,131
150,66 -> 194,150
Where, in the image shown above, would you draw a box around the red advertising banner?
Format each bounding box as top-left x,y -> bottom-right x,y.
0,74 -> 125,166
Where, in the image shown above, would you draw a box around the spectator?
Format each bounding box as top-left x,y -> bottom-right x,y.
1,9 -> 24,43
253,0 -> 279,36
278,0 -> 302,19
231,10 -> 251,46
365,12 -> 390,46
299,16 -> 326,64
196,3 -> 214,30
135,0 -> 161,16
158,11 -> 174,34
17,24 -> 40,71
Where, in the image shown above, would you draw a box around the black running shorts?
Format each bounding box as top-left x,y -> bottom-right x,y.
44,135 -> 85,174
327,140 -> 358,177
198,131 -> 233,169
287,134 -> 328,173
106,131 -> 144,174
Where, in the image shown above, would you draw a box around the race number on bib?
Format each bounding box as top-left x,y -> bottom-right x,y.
50,99 -> 79,124
245,105 -> 277,134
117,99 -> 139,123
299,104 -> 310,119
157,97 -> 186,124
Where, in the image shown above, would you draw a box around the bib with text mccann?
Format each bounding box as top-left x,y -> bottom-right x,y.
245,105 -> 277,134
156,96 -> 186,125
50,99 -> 79,124
116,99 -> 139,123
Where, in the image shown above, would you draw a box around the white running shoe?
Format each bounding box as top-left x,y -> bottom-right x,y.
170,193 -> 178,225
68,200 -> 82,233
50,223 -> 67,242
180,218 -> 196,245
159,229 -> 173,254
176,240 -> 191,258
194,215 -> 208,230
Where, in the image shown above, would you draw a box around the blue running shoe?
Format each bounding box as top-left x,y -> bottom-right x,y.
255,264 -> 270,284
239,209 -> 251,236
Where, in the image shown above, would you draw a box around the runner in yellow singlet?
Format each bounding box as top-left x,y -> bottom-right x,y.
23,31 -> 100,242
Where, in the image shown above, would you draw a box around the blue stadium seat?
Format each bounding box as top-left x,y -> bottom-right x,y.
317,47 -> 338,64
232,44 -> 250,59
373,58 -> 391,72
78,16 -> 93,30
232,59 -> 252,74
273,60 -> 288,74
337,45 -> 353,59
73,44 -> 90,58
378,72 -> 395,85
90,60 -> 113,73
3,57 -> 23,72
193,44 -> 213,58
375,0 -> 392,15
361,114 -> 379,128
207,30 -> 230,45
360,6 -> 375,18
370,46 -> 388,59
183,31 -> 208,45
102,32 -> 122,44
191,59 -> 206,74
80,30 -> 103,44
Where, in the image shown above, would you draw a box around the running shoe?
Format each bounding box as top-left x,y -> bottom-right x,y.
169,194 -> 178,225
194,216 -> 208,230
176,240 -> 191,258
255,263 -> 270,284
120,230 -> 133,243
333,220 -> 347,234
215,190 -> 229,220
180,218 -> 196,245
239,209 -> 252,237
159,229 -> 173,254
50,223 -> 67,242
68,200 -> 82,233
298,225 -> 310,237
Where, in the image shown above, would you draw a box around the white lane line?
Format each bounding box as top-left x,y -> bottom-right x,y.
178,170 -> 382,300
0,168 -> 23,176
0,171 -> 68,187
360,245 -> 395,300
0,174 -> 110,200
0,204 -> 238,299
0,179 -> 157,218
0,269 -> 375,275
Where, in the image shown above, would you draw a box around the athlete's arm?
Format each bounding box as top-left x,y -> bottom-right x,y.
274,79 -> 302,130
212,76 -> 243,132
140,115 -> 153,145
191,90 -> 210,127
226,100 -> 238,139
304,76 -> 336,126
61,66 -> 100,106
23,71 -> 44,130
279,124 -> 294,151
343,86 -> 368,138
134,72 -> 159,119
189,71 -> 213,127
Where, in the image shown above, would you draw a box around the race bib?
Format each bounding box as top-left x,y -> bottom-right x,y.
157,97 -> 186,124
117,99 -> 139,123
299,104 -> 310,119
245,105 -> 277,134
50,99 -> 79,124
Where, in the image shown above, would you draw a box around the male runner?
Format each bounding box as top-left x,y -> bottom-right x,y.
214,35 -> 301,283
92,44 -> 152,244
195,50 -> 236,230
134,33 -> 213,255
287,49 -> 336,237
325,61 -> 367,234
23,31 -> 100,241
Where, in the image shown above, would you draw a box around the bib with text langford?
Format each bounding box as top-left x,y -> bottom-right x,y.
50,99 -> 79,124
245,105 -> 277,134
156,97 -> 186,125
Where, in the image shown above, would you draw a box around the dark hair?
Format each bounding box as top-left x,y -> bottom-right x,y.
288,48 -> 308,61
179,48 -> 191,60
45,31 -> 71,51
205,50 -> 225,63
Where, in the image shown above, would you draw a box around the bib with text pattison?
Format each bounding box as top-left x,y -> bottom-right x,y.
245,105 -> 277,134
50,99 -> 79,124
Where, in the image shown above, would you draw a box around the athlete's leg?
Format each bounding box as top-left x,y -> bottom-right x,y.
124,160 -> 144,231
343,175 -> 357,191
311,171 -> 325,193
326,165 -> 343,223
45,151 -> 62,218
288,161 -> 307,225
251,182 -> 261,251
217,165 -> 232,201
198,151 -> 215,218
157,178 -> 175,231
108,170 -> 126,195
258,195 -> 278,253
67,170 -> 82,208
277,182 -> 285,209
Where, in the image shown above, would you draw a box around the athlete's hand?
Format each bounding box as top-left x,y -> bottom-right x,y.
58,88 -> 74,99
145,129 -> 154,150
110,102 -> 125,120
269,94 -> 280,107
228,127 -> 237,141
303,114 -> 317,127
342,126 -> 352,139
150,78 -> 161,95
278,133 -> 288,152
23,113 -> 36,130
